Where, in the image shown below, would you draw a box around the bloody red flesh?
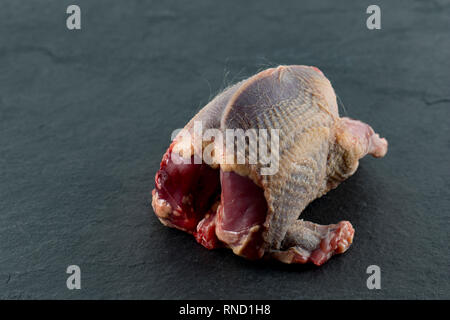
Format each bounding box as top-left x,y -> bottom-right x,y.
219,171 -> 267,232
154,144 -> 268,257
155,144 -> 220,232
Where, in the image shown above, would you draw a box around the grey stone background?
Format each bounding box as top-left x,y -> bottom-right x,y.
0,0 -> 449,299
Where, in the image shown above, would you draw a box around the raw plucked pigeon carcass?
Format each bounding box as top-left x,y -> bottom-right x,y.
151,65 -> 388,266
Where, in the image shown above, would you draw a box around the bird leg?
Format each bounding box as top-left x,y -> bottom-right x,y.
268,220 -> 354,266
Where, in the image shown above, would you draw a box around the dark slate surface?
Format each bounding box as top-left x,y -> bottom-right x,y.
0,0 -> 449,299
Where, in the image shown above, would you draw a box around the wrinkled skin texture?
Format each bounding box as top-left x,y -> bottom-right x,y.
152,65 -> 388,265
